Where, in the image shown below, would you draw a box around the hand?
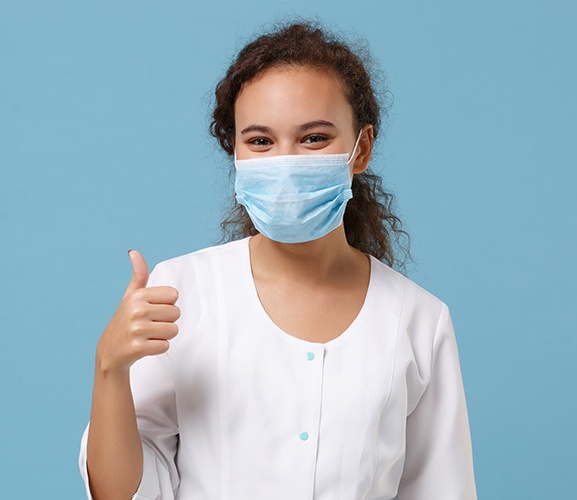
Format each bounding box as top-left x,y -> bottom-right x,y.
95,250 -> 180,375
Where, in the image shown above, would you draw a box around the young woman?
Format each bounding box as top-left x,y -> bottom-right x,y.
80,22 -> 477,500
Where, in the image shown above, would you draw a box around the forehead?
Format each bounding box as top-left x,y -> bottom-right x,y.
234,66 -> 355,130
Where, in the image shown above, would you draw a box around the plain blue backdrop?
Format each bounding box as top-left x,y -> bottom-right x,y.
1,1 -> 575,498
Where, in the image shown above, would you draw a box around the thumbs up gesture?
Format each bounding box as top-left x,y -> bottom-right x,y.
95,250 -> 180,375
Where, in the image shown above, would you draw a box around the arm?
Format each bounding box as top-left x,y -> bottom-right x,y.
398,304 -> 477,500
87,369 -> 143,499
79,352 -> 179,500
83,251 -> 180,500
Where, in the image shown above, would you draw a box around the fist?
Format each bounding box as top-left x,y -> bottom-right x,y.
96,250 -> 180,374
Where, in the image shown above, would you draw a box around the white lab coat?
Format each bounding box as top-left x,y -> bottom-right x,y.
80,237 -> 477,499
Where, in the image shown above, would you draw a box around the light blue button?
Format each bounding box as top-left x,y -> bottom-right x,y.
306,352 -> 315,361
300,431 -> 309,441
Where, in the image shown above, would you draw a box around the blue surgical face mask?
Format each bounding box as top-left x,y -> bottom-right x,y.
234,133 -> 362,244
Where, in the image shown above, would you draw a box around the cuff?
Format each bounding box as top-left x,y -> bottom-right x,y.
79,425 -> 162,500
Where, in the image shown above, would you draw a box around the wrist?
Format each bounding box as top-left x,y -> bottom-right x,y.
94,355 -> 131,382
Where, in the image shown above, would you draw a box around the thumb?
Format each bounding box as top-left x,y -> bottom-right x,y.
124,249 -> 150,297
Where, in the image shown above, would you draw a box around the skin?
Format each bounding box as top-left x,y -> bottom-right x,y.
87,250 -> 180,499
86,65 -> 375,498
235,66 -> 374,342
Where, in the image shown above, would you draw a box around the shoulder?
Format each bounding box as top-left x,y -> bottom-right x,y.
155,237 -> 249,272
369,256 -> 447,319
369,260 -> 457,385
148,238 -> 250,287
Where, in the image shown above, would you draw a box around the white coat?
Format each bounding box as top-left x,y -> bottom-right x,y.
80,237 -> 477,499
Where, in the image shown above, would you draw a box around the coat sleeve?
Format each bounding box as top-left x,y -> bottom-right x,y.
79,262 -> 180,500
397,304 -> 477,499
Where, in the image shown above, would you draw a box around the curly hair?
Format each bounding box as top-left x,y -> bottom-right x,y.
210,21 -> 410,270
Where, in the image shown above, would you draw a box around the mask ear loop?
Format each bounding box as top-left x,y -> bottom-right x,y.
347,129 -> 364,165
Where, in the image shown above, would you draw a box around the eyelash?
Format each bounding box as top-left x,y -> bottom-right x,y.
303,134 -> 329,144
248,137 -> 271,147
247,134 -> 330,148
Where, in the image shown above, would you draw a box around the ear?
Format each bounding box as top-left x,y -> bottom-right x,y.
351,125 -> 374,175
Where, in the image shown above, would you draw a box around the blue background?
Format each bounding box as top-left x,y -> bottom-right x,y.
1,1 -> 575,498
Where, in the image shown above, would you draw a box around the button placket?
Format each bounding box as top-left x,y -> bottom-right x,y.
298,345 -> 324,444
297,344 -> 325,498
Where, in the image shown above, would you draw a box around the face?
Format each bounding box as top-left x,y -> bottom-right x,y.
234,66 -> 372,174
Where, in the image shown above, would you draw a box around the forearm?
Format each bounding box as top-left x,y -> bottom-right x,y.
87,367 -> 143,500
84,252 -> 179,499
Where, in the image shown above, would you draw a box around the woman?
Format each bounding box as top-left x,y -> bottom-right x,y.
80,21 -> 477,499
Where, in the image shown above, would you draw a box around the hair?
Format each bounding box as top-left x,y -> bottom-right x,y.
210,20 -> 410,271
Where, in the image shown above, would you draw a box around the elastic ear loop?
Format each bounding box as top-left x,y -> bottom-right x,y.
347,129 -> 364,165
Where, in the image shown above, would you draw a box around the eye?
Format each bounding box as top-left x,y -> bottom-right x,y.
303,134 -> 329,144
248,137 -> 272,147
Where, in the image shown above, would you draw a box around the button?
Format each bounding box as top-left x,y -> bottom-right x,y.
305,352 -> 315,361
300,432 -> 309,441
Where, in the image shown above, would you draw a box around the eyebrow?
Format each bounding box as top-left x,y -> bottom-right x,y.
297,120 -> 336,132
240,124 -> 272,135
240,120 -> 336,135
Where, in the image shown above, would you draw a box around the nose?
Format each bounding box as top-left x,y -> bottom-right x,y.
276,140 -> 300,156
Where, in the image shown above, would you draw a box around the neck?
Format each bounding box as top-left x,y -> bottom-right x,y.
249,227 -> 367,285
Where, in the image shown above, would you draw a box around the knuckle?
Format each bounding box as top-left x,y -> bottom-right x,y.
127,339 -> 144,358
127,321 -> 145,337
168,323 -> 179,338
158,340 -> 170,354
131,305 -> 148,319
145,339 -> 169,356
130,288 -> 146,300
167,287 -> 179,303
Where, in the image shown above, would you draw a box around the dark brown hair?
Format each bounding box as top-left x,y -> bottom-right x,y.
210,21 -> 410,270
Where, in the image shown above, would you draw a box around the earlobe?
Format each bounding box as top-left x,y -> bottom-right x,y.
352,125 -> 374,174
